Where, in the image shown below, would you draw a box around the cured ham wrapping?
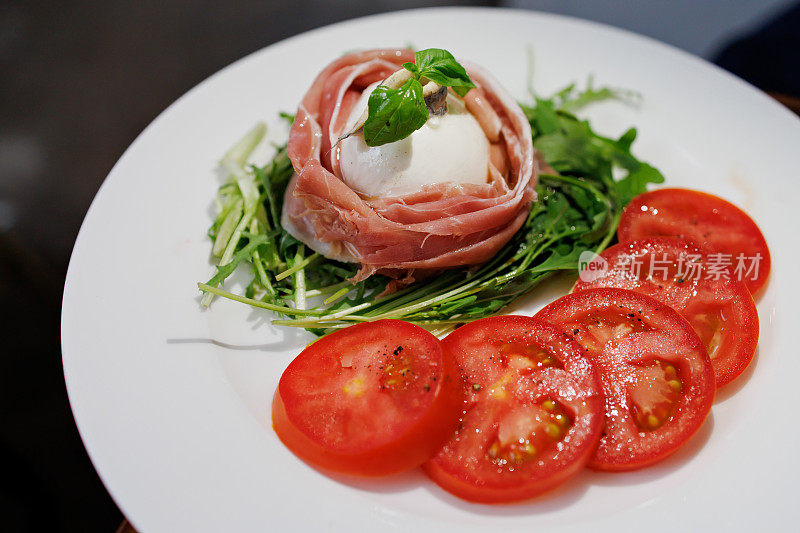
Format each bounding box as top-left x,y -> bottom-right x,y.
283,49 -> 536,281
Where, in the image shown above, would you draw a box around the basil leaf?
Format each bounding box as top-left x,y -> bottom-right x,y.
414,48 -> 475,96
363,78 -> 428,146
414,48 -> 455,70
402,62 -> 419,76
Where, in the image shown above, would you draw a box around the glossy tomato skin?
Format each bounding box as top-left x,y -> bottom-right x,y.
574,237 -> 759,387
535,288 -> 715,471
618,188 -> 770,295
272,320 -> 463,476
423,316 -> 605,503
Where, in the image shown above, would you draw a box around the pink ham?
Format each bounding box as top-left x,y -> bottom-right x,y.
283,49 -> 537,281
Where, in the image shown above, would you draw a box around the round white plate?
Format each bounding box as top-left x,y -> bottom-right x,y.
62,7 -> 800,532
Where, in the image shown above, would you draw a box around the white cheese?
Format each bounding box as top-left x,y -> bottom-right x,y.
338,82 -> 490,197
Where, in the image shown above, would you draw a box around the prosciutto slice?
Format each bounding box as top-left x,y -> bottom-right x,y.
283,49 -> 536,281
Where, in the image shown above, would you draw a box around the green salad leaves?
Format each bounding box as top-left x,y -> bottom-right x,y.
199,79 -> 663,336
363,48 -> 475,146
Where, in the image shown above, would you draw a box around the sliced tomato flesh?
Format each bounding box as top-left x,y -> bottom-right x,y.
575,237 -> 759,387
486,399 -> 573,463
627,361 -> 681,431
535,288 -> 715,471
272,319 -> 463,476
423,316 -> 605,503
618,188 -> 770,295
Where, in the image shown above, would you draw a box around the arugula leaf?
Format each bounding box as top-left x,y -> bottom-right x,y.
278,111 -> 295,125
278,232 -> 302,257
363,78 -> 428,146
615,161 -> 664,206
533,118 -> 662,208
559,85 -> 636,112
545,79 -> 640,112
205,233 -> 271,287
413,48 -> 475,97
526,97 -> 559,136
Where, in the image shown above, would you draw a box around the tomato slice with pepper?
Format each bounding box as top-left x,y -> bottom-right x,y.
272,320 -> 462,476
535,288 -> 715,471
575,237 -> 759,387
618,188 -> 771,295
423,316 -> 605,502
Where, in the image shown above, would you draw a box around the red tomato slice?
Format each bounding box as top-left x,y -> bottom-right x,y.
423,316 -> 605,502
575,237 -> 759,387
272,320 -> 462,476
618,188 -> 771,295
534,288 -> 715,471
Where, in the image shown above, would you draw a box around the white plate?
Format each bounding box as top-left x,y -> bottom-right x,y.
62,7 -> 800,532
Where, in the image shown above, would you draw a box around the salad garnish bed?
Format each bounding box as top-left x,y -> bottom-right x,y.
198,81 -> 663,336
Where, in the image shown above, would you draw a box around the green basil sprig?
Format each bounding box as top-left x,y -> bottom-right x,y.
363,78 -> 429,149
363,48 -> 476,146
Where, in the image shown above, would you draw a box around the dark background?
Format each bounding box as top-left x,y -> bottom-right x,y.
1,1 -> 797,531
